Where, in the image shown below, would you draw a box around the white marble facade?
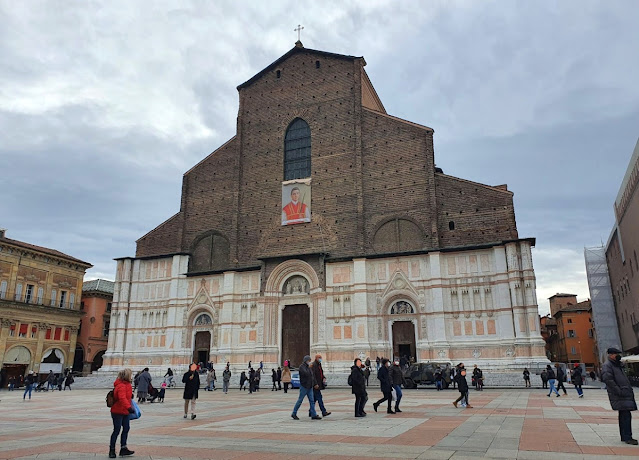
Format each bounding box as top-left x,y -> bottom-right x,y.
101,239 -> 548,374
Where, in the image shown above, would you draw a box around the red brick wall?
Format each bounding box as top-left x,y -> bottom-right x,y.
135,48 -> 521,271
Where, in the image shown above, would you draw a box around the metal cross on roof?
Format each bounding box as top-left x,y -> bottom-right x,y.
294,24 -> 304,41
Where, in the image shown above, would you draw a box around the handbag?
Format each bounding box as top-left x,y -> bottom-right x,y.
391,387 -> 397,401
129,399 -> 142,420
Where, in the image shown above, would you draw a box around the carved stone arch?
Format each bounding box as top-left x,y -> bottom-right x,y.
265,259 -> 320,295
370,216 -> 426,253
379,291 -> 420,316
188,230 -> 230,272
186,304 -> 218,350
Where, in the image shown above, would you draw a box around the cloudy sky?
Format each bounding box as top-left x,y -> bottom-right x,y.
1,1 -> 638,315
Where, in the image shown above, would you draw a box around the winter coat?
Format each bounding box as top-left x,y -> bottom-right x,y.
272,369 -> 277,382
473,368 -> 483,380
556,367 -> 565,382
454,369 -> 469,393
312,361 -> 326,389
206,370 -> 216,384
65,375 -> 74,386
523,370 -> 530,380
47,372 -> 56,383
377,365 -> 392,394
182,370 -> 200,400
571,367 -> 583,386
26,374 -> 36,386
389,364 -> 404,386
282,367 -> 292,383
546,368 -> 556,380
137,371 -> 152,393
111,379 -> 133,416
602,358 -> 637,412
350,365 -> 367,395
434,370 -> 443,382
276,368 -> 282,382
298,362 -> 314,389
239,372 -> 247,385
223,369 -> 231,382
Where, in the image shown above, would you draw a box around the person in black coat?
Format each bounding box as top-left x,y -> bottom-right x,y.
271,368 -> 278,391
248,368 -> 256,394
182,363 -> 201,420
453,363 -> 472,408
239,371 -> 247,391
373,358 -> 394,414
389,360 -> 405,412
276,367 -> 282,390
571,364 -> 584,398
602,347 -> 638,445
350,358 -> 368,417
291,355 -> 320,420
555,364 -> 568,395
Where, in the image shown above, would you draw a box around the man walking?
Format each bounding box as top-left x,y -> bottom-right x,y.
311,354 -> 331,417
222,365 -> 231,394
291,355 -> 321,420
473,365 -> 483,391
571,364 -> 584,398
389,359 -> 405,412
276,366 -> 282,390
453,364 -> 472,408
23,371 -> 36,400
555,364 -> 568,395
46,371 -> 56,391
602,347 -> 637,445
350,358 -> 368,417
546,364 -> 560,397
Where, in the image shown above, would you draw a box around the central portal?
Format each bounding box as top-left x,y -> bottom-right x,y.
392,321 -> 416,362
193,331 -> 211,365
282,304 -> 310,369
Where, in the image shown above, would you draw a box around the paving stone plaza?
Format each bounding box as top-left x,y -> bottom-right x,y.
1,386 -> 638,459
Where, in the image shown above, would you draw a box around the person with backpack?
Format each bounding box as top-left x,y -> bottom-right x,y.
546,364 -> 560,397
372,358 -> 394,414
555,364 -> 568,395
182,363 -> 200,420
108,368 -> 135,458
349,358 -> 367,417
540,368 -> 548,389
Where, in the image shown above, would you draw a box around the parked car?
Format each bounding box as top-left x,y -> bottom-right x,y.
403,362 -> 453,389
291,371 -> 300,389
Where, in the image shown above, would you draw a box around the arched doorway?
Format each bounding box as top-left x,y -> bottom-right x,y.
92,350 -> 106,372
193,331 -> 211,365
282,304 -> 310,369
40,348 -> 64,375
390,301 -> 417,363
2,346 -> 31,387
73,345 -> 84,373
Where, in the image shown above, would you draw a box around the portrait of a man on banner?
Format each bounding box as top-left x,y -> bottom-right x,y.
282,180 -> 311,225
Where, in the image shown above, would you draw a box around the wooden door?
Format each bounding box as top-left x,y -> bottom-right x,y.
392,321 -> 416,361
282,304 -> 310,369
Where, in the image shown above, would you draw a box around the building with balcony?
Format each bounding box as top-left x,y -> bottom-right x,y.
0,229 -> 91,386
75,279 -> 113,375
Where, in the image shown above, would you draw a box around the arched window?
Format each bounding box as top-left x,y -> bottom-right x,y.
373,218 -> 424,253
189,231 -> 230,272
284,118 -> 311,180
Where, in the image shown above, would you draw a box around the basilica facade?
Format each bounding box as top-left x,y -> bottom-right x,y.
102,42 -> 547,374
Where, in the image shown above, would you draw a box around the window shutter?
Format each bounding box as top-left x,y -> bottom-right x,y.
37,287 -> 44,304
0,280 -> 7,299
69,293 -> 75,309
64,329 -> 70,341
51,289 -> 57,306
54,327 -> 62,340
15,283 -> 23,301
19,324 -> 28,336
46,328 -> 52,340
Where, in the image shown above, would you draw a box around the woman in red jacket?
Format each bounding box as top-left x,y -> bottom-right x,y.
110,369 -> 135,458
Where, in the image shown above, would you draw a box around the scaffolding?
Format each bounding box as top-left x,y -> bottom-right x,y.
584,246 -> 622,366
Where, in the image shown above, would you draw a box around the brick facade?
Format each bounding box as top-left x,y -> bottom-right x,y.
102,44 -> 547,375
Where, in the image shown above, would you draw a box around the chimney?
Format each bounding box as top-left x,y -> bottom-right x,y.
0,228 -> 5,239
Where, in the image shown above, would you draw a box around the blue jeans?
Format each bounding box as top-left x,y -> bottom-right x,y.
393,384 -> 403,408
23,384 -> 32,399
436,381 -> 442,390
548,379 -> 559,396
292,386 -> 316,417
574,384 -> 583,396
312,389 -> 327,415
110,413 -> 130,449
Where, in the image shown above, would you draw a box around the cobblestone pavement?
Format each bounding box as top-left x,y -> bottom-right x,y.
1,386 -> 638,459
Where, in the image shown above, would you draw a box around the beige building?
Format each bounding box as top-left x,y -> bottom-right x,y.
0,229 -> 92,386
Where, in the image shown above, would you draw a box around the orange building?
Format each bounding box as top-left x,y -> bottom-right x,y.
75,279 -> 113,375
548,294 -> 598,371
